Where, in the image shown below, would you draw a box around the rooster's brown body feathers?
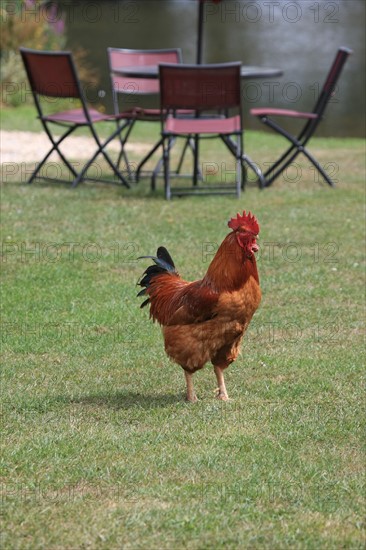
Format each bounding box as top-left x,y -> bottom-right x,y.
138,214 -> 261,401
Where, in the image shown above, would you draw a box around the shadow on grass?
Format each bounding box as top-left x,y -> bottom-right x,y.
12,173 -> 260,198
12,174 -> 166,200
6,391 -> 185,419
68,390 -> 184,410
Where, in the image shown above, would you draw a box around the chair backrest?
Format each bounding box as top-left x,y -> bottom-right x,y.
159,62 -> 242,112
314,47 -> 352,117
108,48 -> 182,97
20,47 -> 82,99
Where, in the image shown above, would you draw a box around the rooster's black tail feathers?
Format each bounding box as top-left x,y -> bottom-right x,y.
157,246 -> 175,269
137,246 -> 176,308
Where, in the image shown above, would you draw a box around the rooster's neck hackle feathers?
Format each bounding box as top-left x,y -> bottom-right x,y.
203,232 -> 259,291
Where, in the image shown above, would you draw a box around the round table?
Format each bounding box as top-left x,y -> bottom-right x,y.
113,65 -> 283,80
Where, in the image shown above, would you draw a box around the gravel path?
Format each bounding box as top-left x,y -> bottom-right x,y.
0,130 -> 150,164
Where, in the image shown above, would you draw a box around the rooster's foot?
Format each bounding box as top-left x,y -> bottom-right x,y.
215,388 -> 230,401
186,393 -> 198,403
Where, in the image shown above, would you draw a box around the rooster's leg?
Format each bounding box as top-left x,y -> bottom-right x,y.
184,370 -> 198,403
214,366 -> 229,401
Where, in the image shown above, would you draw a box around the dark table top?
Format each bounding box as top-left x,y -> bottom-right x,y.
113,65 -> 283,79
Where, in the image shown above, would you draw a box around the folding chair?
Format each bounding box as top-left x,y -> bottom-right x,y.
20,47 -> 131,188
251,47 -> 352,187
159,62 -> 252,199
108,48 -> 192,189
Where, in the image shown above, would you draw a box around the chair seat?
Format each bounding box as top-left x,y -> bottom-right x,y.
43,108 -> 110,124
132,107 -> 194,121
164,114 -> 241,135
250,108 -> 318,120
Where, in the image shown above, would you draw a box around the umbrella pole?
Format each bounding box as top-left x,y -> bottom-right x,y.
195,1 -> 204,187
196,1 -> 204,64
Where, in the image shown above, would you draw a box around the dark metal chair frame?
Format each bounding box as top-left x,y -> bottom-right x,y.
159,62 -> 255,199
251,47 -> 353,187
108,47 -> 194,189
20,47 -> 131,188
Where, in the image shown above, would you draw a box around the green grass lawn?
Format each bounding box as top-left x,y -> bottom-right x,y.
1,106 -> 365,548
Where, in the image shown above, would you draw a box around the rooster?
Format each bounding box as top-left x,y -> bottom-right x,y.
137,211 -> 261,402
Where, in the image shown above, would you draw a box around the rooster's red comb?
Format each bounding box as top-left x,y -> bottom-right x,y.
228,210 -> 260,234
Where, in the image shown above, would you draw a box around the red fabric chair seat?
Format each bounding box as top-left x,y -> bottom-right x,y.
43,108 -> 135,124
250,108 -> 318,120
43,108 -> 112,124
165,115 -> 242,135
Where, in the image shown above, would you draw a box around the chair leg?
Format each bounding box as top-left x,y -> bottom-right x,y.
242,154 -> 266,189
72,148 -> 129,188
300,147 -> 335,187
241,158 -> 247,190
236,134 -> 242,198
163,137 -> 172,200
193,135 -> 200,186
115,119 -> 135,178
220,134 -> 264,190
28,124 -> 79,184
257,115 -> 303,186
135,138 -> 164,183
257,115 -> 331,188
262,139 -> 298,177
175,136 -> 190,175
263,148 -> 301,187
73,125 -> 130,188
151,157 -> 163,192
151,137 -> 179,191
263,144 -> 335,187
100,127 -> 131,187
